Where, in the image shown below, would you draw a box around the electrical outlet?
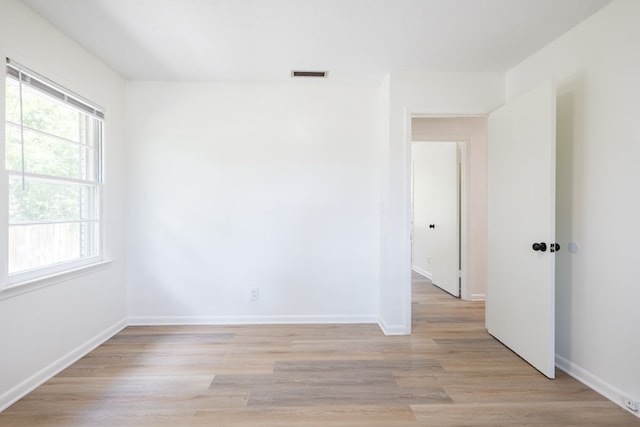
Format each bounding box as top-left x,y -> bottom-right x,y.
427,257 -> 431,264
624,397 -> 639,412
250,288 -> 259,301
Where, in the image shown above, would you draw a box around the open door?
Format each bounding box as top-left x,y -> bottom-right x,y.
412,142 -> 460,297
487,81 -> 556,378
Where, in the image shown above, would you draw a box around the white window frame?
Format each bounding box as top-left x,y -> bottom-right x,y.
1,59 -> 106,292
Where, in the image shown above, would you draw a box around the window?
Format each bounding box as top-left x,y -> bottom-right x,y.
4,59 -> 104,285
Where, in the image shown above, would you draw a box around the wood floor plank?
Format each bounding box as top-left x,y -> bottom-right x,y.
1,271 -> 638,426
411,401 -> 639,426
195,405 -> 420,427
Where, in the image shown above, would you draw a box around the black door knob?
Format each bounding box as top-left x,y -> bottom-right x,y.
532,242 -> 547,252
429,224 -> 435,229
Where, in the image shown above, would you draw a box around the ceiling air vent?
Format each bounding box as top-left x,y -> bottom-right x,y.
291,70 -> 328,78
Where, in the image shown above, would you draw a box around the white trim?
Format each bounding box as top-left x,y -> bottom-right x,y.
0,55 -> 8,287
6,170 -> 101,187
0,259 -> 114,301
0,318 -> 126,413
6,255 -> 105,287
128,314 -> 379,327
6,120 -> 97,149
9,218 -> 100,227
471,293 -> 486,301
411,266 -> 432,280
458,140 -> 470,301
6,59 -> 105,118
412,114 -> 487,119
377,316 -> 410,336
397,108 -> 490,333
556,354 -> 640,419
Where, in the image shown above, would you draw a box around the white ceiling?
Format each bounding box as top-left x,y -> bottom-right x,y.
20,0 -> 612,84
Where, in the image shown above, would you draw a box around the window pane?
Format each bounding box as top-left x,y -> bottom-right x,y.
5,123 -> 98,180
8,222 -> 98,273
20,84 -> 82,142
5,122 -> 22,172
9,176 -> 99,223
5,77 -> 20,124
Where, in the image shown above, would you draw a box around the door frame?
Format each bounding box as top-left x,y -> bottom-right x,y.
410,139 -> 465,298
403,111 -> 488,328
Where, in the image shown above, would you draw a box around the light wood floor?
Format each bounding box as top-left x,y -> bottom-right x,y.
2,272 -> 638,426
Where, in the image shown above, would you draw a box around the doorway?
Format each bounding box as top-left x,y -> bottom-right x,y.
406,84 -> 556,377
409,116 -> 488,303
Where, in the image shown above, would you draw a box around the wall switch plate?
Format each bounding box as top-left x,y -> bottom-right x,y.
250,288 -> 259,301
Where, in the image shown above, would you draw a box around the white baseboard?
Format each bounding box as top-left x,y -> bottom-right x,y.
127,314 -> 378,326
0,318 -> 126,413
377,317 -> 410,336
556,354 -> 640,419
471,293 -> 486,301
411,266 -> 432,280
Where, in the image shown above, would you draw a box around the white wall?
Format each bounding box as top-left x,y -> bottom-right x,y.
412,117 -> 488,300
0,0 -> 127,411
506,0 -> 640,413
379,72 -> 503,334
126,82 -> 380,324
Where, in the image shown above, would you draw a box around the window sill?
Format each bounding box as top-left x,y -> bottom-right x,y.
0,259 -> 114,302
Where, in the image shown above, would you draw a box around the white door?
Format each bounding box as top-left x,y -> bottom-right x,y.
412,142 -> 460,297
487,81 -> 556,378
411,146 -> 434,278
